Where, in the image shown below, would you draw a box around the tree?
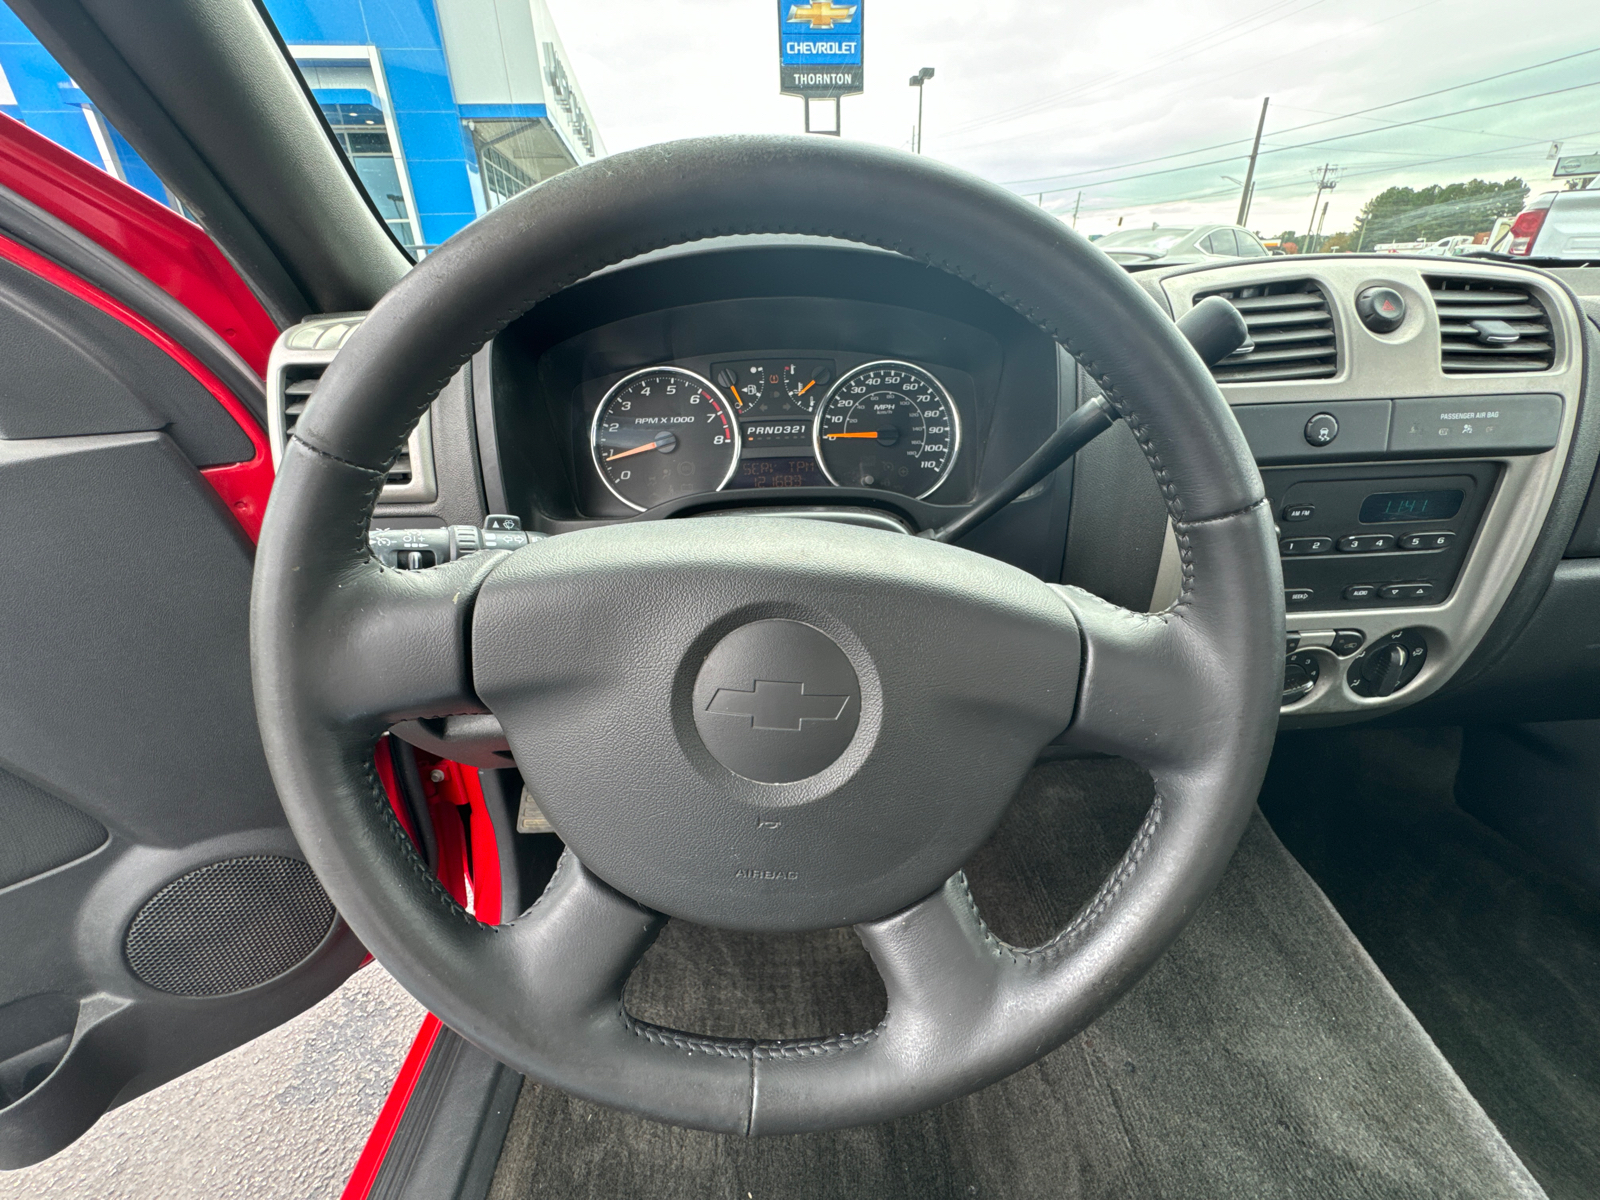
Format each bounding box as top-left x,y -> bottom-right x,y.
1351,178 -> 1528,250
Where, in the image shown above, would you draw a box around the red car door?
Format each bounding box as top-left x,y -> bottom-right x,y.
0,111 -> 364,1168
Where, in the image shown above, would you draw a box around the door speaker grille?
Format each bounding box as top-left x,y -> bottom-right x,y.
124,856 -> 335,997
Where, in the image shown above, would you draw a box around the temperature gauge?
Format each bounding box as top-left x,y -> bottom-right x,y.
779,361 -> 832,414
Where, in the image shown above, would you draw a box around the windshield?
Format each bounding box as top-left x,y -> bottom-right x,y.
2,1 -> 1598,258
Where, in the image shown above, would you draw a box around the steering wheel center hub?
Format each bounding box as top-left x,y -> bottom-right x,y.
692,619 -> 860,783
467,518 -> 1081,932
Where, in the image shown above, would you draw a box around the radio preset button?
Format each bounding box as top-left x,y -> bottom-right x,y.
1399,531 -> 1455,551
1281,536 -> 1333,555
1338,534 -> 1396,552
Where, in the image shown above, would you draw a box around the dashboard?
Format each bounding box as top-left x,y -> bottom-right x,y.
266,239 -> 1600,727
586,354 -> 960,511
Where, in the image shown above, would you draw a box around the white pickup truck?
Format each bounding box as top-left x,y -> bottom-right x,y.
1493,177 -> 1600,260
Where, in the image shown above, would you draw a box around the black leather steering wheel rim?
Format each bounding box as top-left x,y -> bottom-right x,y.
249,135 -> 1284,1135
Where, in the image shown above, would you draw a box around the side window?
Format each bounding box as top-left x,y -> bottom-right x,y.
1235,231 -> 1270,257
0,8 -> 180,209
1204,229 -> 1239,255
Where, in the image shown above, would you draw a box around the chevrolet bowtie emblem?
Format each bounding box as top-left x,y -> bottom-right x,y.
787,1 -> 857,29
706,680 -> 849,731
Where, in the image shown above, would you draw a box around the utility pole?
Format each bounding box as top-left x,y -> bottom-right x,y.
909,68 -> 935,153
1305,163 -> 1340,252
1071,191 -> 1082,228
1314,200 -> 1330,252
1236,96 -> 1269,227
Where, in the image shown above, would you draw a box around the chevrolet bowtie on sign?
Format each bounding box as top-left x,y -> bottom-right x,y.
778,0 -> 863,99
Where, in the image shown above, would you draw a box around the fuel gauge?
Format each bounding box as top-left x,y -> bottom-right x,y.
715,364 -> 765,414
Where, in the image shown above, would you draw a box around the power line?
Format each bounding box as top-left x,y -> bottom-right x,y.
1004,77 -> 1600,199
997,44 -> 1600,190
966,0 -> 1460,155
1058,133 -> 1599,222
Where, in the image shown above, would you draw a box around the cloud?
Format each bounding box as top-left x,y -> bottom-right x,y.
545,0 -> 1600,236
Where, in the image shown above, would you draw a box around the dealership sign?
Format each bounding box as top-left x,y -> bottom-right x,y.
1553,153 -> 1600,179
778,1 -> 863,98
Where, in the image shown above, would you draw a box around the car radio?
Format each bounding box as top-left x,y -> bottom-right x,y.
1260,461 -> 1497,610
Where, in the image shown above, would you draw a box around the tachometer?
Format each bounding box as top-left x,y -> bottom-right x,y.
813,361 -> 958,498
591,367 -> 740,510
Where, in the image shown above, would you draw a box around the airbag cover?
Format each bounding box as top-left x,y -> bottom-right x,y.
472,517 -> 1080,931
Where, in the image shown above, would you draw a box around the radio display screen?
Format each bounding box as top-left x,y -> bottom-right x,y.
1358,489 -> 1464,524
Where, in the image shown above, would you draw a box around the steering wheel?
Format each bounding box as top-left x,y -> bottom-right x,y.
250,136 -> 1283,1135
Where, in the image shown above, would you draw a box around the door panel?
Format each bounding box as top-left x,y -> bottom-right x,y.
0,124 -> 362,1168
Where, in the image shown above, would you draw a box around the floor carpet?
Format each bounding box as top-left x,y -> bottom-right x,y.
1260,726 -> 1600,1200
487,757 -> 1542,1200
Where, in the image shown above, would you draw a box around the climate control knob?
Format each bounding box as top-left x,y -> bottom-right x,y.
1347,628 -> 1427,697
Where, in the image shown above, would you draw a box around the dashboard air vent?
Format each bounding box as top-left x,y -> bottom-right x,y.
281,369 -> 412,485
281,374 -> 316,439
1197,280 -> 1337,383
1427,276 -> 1553,374
268,315 -> 434,501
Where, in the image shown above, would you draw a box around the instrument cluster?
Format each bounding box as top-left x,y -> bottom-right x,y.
588,355 -> 961,511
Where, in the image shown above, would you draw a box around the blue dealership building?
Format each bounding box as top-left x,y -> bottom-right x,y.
0,0 -> 605,253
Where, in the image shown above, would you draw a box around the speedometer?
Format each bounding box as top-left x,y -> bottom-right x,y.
590,367 -> 740,511
812,361 -> 959,498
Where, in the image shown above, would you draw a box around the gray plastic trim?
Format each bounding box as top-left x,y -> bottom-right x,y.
1162,259 -> 1585,716
266,314 -> 436,504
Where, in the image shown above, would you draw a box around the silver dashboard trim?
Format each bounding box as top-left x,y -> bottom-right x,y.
1159,258 -> 1584,717
266,314 -> 438,504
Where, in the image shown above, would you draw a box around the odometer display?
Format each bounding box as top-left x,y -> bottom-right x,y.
813,361 -> 958,498
590,367 -> 739,510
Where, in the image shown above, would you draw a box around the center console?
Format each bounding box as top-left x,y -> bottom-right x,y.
1154,258 -> 1586,719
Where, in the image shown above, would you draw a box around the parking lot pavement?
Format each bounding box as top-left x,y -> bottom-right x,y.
0,965 -> 424,1200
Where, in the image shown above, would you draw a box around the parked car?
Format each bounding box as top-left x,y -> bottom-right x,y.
1490,177 -> 1600,260
1092,223 -> 1271,265
1417,235 -> 1479,256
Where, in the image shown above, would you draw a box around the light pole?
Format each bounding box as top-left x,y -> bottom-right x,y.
909,67 -> 935,153
1223,175 -> 1253,230
1306,164 -> 1340,253
1236,97 -> 1269,227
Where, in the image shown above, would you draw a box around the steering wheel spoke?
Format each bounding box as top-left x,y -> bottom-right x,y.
498,850 -> 665,1019
857,873 -> 1007,1031
1050,506 -> 1283,773
314,551 -> 509,728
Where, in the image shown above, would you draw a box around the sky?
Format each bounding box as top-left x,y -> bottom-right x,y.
544,0 -> 1600,240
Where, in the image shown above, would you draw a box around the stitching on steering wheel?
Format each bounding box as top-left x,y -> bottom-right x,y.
1024,794 -> 1165,964
621,1002 -> 886,1063
621,1015 -> 757,1060
358,740 -> 482,926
